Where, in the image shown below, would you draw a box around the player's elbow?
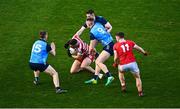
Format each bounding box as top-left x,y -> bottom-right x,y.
95,60 -> 101,66
106,23 -> 112,32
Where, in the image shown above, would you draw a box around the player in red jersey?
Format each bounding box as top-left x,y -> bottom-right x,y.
64,35 -> 103,79
113,32 -> 148,97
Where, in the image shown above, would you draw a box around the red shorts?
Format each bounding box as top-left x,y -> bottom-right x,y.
76,54 -> 95,63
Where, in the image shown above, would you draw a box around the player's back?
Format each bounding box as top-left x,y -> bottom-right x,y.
90,22 -> 113,46
72,35 -> 89,55
95,16 -> 107,27
30,39 -> 48,64
114,40 -> 136,65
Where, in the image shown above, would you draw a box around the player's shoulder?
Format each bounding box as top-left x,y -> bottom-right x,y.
113,42 -> 120,48
35,39 -> 47,44
126,40 -> 135,44
95,16 -> 106,22
114,42 -> 119,46
96,16 -> 104,19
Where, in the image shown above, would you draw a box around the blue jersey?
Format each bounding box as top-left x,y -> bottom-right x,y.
90,22 -> 113,47
29,39 -> 51,64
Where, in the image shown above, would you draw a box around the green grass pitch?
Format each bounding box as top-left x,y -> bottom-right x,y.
0,0 -> 180,108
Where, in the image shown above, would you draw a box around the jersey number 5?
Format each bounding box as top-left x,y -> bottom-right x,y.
121,44 -> 129,52
32,44 -> 42,53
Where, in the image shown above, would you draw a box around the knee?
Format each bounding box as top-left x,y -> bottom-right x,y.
95,60 -> 101,66
51,71 -> 58,76
80,64 -> 87,70
70,69 -> 77,74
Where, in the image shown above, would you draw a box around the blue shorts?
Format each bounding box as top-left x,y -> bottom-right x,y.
103,42 -> 114,56
29,63 -> 49,72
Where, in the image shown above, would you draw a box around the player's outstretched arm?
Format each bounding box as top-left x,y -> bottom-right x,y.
50,42 -> 56,56
75,26 -> 86,36
105,22 -> 112,33
134,44 -> 148,56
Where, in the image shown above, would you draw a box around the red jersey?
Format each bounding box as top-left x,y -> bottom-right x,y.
72,35 -> 89,56
113,40 -> 136,65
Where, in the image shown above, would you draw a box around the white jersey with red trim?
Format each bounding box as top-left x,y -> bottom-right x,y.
72,35 -> 89,56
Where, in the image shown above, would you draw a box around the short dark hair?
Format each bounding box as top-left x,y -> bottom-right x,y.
86,18 -> 94,21
69,39 -> 77,46
116,32 -> 125,38
86,9 -> 95,14
39,31 -> 47,38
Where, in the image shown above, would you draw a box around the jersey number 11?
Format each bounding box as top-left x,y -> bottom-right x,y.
121,44 -> 129,52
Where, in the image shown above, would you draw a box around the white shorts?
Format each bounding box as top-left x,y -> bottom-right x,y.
118,62 -> 140,74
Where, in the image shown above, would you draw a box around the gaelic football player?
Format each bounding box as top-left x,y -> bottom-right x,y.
113,32 -> 148,97
84,18 -> 114,86
75,9 -> 112,36
64,35 -> 103,79
29,31 -> 67,94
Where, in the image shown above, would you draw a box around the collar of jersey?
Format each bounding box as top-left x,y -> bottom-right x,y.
39,39 -> 47,42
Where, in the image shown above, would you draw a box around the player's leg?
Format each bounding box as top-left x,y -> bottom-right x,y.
130,62 -> 143,96
81,57 -> 103,79
95,50 -> 110,74
44,65 -> 67,94
44,65 -> 60,88
70,60 -> 81,74
133,72 -> 143,96
119,71 -> 126,92
96,50 -> 114,86
33,70 -> 40,85
118,65 -> 126,92
85,50 -> 114,85
80,57 -> 94,73
29,63 -> 40,85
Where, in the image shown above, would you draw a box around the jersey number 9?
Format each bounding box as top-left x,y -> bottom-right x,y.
97,28 -> 105,34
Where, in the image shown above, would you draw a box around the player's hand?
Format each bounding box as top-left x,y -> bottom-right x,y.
144,51 -> 149,56
51,42 -> 56,49
112,63 -> 118,68
89,47 -> 95,55
75,56 -> 83,62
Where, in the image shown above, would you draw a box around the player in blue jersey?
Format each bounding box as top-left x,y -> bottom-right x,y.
84,18 -> 114,86
29,31 -> 67,94
75,9 -> 112,36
